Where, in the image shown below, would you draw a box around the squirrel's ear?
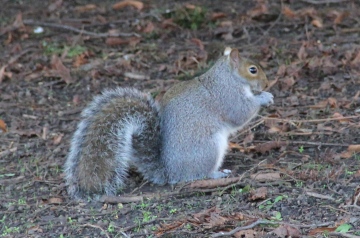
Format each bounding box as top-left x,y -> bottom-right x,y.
229,49 -> 240,64
224,47 -> 232,56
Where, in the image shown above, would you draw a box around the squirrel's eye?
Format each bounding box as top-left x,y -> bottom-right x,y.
249,66 -> 258,75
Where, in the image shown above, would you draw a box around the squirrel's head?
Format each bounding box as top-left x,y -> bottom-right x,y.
224,47 -> 269,92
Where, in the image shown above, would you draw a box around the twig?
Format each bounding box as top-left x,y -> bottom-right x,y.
252,0 -> 283,45
253,140 -> 350,147
211,220 -> 335,237
79,223 -> 110,238
211,219 -> 276,237
305,191 -> 335,201
300,0 -> 350,4
23,20 -> 140,38
328,232 -> 360,238
99,195 -> 143,204
263,115 -> 360,123
122,219 -> 158,232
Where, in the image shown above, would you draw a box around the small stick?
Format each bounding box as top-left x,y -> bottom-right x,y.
263,115 -> 360,123
300,0 -> 350,4
253,140 -> 350,147
79,223 -> 110,238
305,191 -> 335,201
23,20 -> 140,38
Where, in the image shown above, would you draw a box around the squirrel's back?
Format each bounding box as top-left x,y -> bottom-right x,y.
64,88 -> 164,199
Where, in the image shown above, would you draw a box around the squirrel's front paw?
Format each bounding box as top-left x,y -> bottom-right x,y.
258,91 -> 274,107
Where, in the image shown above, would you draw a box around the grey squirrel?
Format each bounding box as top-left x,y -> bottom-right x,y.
64,47 -> 274,199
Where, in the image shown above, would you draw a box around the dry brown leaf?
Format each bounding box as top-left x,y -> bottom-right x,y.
280,76 -> 295,91
142,22 -> 155,33
0,119 -> 7,133
273,225 -> 301,237
250,172 -> 281,182
297,42 -> 308,60
268,126 -> 283,134
228,142 -> 244,150
247,2 -> 268,18
311,18 -> 323,28
211,12 -> 226,20
74,4 -> 97,13
13,13 -> 25,29
113,0 -> 144,11
309,99 -> 328,109
348,145 -> 360,153
282,5 -> 296,19
73,53 -> 89,68
0,65 -> 7,83
249,187 -> 268,201
27,225 -> 43,234
105,37 -> 140,47
276,64 -> 287,77
188,177 -> 241,189
339,145 -> 360,159
327,97 -> 337,108
234,229 -> 258,238
243,132 -> 254,145
53,133 -> 64,145
184,4 -> 197,10
350,50 -> 360,67
50,55 -> 73,84
156,220 -> 184,236
308,227 -> 336,236
214,21 -> 234,41
255,141 -> 287,153
47,197 -> 63,204
333,11 -> 349,25
190,38 -> 204,51
48,0 -> 63,12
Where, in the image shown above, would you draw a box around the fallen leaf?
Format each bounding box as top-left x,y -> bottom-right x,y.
142,22 -> 155,33
311,18 -> 323,28
255,141 -> 287,153
48,197 -> 63,204
27,225 -> 43,234
184,4 -> 197,10
50,55 -> 73,84
53,133 -> 64,145
297,42 -> 308,60
333,11 -> 349,25
250,172 -> 281,182
273,225 -> 301,237
308,227 -> 336,236
282,5 -> 296,19
211,12 -> 226,20
247,2 -> 268,18
0,65 -> 7,83
105,37 -> 140,46
234,229 -> 259,238
327,97 -> 337,108
249,187 -> 268,201
74,4 -> 97,12
113,0 -> 144,11
339,145 -> 360,159
190,38 -> 204,51
0,119 -> 7,132
155,221 -> 184,236
48,0 -> 63,12
280,76 -> 295,91
348,145 -> 360,153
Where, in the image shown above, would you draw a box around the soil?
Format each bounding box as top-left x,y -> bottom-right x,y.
0,0 -> 359,237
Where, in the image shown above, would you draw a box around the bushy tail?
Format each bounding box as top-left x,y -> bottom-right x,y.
64,88 -> 165,199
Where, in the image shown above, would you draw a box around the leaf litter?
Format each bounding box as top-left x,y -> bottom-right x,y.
0,0 -> 359,237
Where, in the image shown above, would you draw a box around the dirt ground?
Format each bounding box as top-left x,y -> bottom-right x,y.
0,0 -> 360,237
